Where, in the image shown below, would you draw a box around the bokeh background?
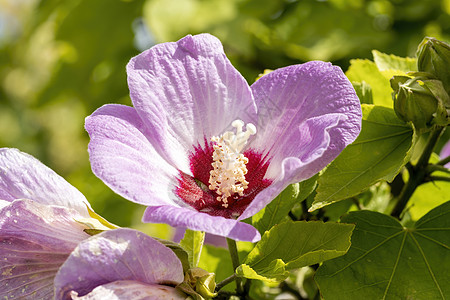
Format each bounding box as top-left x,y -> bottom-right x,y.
1,0 -> 450,235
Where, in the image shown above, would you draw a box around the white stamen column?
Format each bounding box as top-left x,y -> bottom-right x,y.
209,120 -> 257,207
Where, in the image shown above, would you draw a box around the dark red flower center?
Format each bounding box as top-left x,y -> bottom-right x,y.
175,142 -> 272,219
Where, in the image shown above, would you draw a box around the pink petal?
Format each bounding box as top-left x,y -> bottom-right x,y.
0,148 -> 90,216
54,228 -> 184,299
250,61 -> 361,180
440,140 -> 450,168
0,200 -> 89,299
143,205 -> 261,242
239,61 -> 362,219
85,104 -> 183,207
70,281 -> 186,300
126,33 -> 257,170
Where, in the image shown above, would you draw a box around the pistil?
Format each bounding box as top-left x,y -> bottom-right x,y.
208,120 -> 256,207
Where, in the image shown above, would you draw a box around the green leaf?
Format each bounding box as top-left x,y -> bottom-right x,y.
252,175 -> 318,234
311,105 -> 414,211
236,260 -> 289,283
180,229 -> 205,268
346,59 -> 394,107
238,221 -> 354,282
346,52 -> 417,108
372,50 -> 417,73
315,201 -> 450,299
198,245 -> 236,292
352,81 -> 373,104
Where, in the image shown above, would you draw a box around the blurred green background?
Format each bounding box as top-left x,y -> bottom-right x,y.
1,0 -> 449,234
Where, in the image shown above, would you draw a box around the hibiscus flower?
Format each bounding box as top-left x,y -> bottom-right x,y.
85,33 -> 362,242
0,149 -> 187,300
54,228 -> 185,300
0,148 -> 103,298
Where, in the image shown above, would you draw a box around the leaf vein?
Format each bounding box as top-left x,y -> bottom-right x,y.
382,231 -> 406,300
325,231 -> 403,277
409,232 -> 445,299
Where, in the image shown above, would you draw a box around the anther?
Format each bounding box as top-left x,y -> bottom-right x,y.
208,120 -> 256,207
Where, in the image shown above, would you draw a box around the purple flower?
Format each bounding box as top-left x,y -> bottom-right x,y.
85,34 -> 362,242
0,149 -> 187,299
0,148 -> 108,299
440,140 -> 450,168
54,228 -> 185,299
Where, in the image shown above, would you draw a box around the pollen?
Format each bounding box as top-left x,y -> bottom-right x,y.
208,120 -> 256,207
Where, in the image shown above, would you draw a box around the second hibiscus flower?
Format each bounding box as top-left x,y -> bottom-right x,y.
85,33 -> 362,242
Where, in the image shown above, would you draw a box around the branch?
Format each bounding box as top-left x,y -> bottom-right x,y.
391,127 -> 445,218
226,238 -> 244,295
215,273 -> 237,292
437,155 -> 450,166
428,175 -> 450,182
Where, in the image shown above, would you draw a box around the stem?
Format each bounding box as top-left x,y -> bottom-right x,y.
427,164 -> 450,174
437,155 -> 450,166
226,238 -> 244,295
416,129 -> 444,169
243,279 -> 252,295
391,128 -> 444,219
428,175 -> 450,182
215,274 -> 237,292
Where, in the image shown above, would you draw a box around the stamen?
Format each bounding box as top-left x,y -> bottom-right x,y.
208,120 -> 257,207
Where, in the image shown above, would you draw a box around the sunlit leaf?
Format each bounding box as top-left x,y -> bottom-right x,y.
346,51 -> 417,108
315,201 -> 450,299
352,81 -> 373,104
252,175 -> 317,234
236,260 -> 289,283
238,221 -> 354,282
372,50 -> 417,73
311,105 -> 414,211
197,245 -> 236,292
180,229 -> 205,268
346,59 -> 394,107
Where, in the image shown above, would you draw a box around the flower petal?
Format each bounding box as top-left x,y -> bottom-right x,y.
240,114 -> 349,219
69,281 -> 185,300
0,148 -> 90,216
238,62 -> 361,219
0,199 -> 89,299
239,157 -> 303,220
250,61 -> 362,180
54,228 -> 184,299
0,200 -> 8,210
126,33 -> 257,170
440,140 -> 450,168
143,205 -> 261,242
85,104 -> 182,207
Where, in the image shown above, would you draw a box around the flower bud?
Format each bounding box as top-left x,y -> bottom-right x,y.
179,267 -> 217,299
194,269 -> 217,299
391,75 -> 449,130
417,37 -> 450,94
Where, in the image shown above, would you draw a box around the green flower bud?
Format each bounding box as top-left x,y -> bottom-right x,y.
178,268 -> 217,299
391,75 -> 449,130
417,37 -> 450,94
193,269 -> 217,299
